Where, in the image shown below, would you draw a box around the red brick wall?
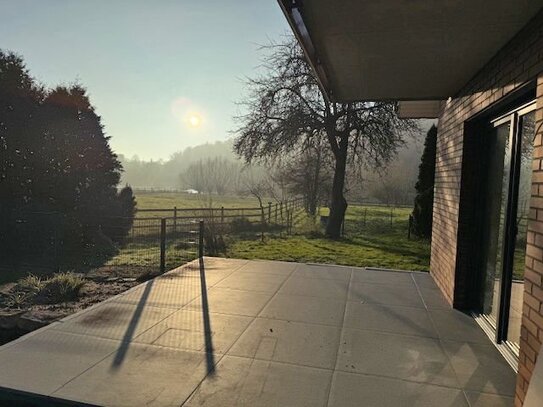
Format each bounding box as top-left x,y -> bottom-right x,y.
429,10 -> 543,405
518,77 -> 543,406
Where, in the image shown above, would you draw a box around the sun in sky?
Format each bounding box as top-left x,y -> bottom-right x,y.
187,113 -> 202,128
171,97 -> 207,131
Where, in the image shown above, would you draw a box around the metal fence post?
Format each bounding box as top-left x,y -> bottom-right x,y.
268,202 -> 272,224
221,206 -> 225,224
160,218 -> 166,274
199,220 -> 204,258
173,206 -> 177,235
408,214 -> 413,239
275,203 -> 278,223
390,208 -> 393,227
280,201 -> 283,220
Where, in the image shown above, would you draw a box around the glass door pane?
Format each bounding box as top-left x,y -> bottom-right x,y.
481,121 -> 512,327
507,110 -> 536,347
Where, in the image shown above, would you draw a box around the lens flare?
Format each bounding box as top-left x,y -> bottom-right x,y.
188,114 -> 201,128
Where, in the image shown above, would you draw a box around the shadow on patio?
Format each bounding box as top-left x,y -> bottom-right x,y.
0,257 -> 516,406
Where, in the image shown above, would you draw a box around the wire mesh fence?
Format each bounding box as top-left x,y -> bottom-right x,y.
338,204 -> 413,237
0,198 -> 305,282
0,212 -> 201,281
104,217 -> 200,277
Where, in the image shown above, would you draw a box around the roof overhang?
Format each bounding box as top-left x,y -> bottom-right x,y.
397,100 -> 442,119
279,1 -> 543,102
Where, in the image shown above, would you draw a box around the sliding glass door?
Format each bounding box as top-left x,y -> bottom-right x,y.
480,102 -> 536,352
481,120 -> 511,329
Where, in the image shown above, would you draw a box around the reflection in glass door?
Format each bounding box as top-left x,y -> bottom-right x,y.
508,110 -> 535,349
481,121 -> 511,329
479,102 -> 536,353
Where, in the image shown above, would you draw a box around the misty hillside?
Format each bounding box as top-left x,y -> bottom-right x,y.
119,140 -> 238,188
119,119 -> 436,199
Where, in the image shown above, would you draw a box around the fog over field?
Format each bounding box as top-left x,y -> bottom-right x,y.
119,119 -> 435,205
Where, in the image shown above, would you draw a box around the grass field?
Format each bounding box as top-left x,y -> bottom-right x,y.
1,194 -> 429,286
130,193 -> 430,271
227,203 -> 430,271
135,193 -> 268,214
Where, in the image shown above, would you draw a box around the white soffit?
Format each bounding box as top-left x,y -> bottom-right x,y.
280,1 -> 543,102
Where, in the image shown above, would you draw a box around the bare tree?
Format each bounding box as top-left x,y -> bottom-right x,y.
274,139 -> 333,216
233,37 -> 418,238
180,157 -> 241,195
180,160 -> 209,193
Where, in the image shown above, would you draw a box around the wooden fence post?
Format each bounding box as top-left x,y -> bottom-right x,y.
160,218 -> 166,274
260,205 -> 265,242
287,209 -> 292,234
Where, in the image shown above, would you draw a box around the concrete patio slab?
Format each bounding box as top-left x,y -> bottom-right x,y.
259,293 -> 346,326
0,258 -> 517,406
0,330 -> 120,396
441,340 -> 517,396
292,263 -> 351,281
53,343 -> 210,407
465,391 -> 515,407
343,302 -> 438,337
184,355 -> 332,407
134,309 -> 252,353
429,309 -> 492,344
228,317 -> 342,369
328,371 -> 469,407
114,279 -> 203,308
351,268 -> 416,285
348,281 -> 425,307
184,287 -> 274,317
234,260 -> 297,276
214,271 -> 288,293
337,329 -> 458,387
278,275 -> 350,299
52,301 -> 177,341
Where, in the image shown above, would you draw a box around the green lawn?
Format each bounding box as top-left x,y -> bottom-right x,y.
227,234 -> 430,271
227,203 -> 430,271
1,195 -> 429,285
131,194 -> 430,271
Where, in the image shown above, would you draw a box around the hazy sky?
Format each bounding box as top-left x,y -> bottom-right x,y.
0,0 -> 289,160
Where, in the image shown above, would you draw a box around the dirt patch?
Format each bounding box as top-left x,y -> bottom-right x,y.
0,278 -> 139,345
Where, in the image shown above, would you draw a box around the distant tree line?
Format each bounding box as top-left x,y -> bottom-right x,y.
119,140 -> 238,189
0,50 -> 135,270
121,130 -> 427,210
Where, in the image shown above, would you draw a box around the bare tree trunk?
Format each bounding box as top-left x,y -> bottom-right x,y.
308,147 -> 321,216
326,139 -> 348,239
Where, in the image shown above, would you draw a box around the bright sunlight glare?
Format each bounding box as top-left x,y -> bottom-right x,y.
188,114 -> 201,128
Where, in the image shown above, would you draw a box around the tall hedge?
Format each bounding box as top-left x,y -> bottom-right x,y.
0,50 -> 135,270
412,124 -> 437,238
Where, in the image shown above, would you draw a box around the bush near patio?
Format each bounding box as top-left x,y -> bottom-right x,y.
0,51 -> 136,277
